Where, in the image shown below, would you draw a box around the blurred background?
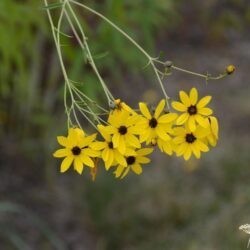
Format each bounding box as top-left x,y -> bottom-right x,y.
0,0 -> 250,249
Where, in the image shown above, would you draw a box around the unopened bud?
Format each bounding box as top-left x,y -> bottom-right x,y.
226,64 -> 235,75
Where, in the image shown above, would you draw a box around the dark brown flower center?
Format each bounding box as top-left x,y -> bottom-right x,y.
126,156 -> 136,165
71,146 -> 81,155
118,126 -> 127,135
108,141 -> 114,149
185,133 -> 196,144
187,105 -> 197,115
149,118 -> 158,128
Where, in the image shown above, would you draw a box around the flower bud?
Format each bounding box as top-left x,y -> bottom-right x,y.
226,65 -> 235,75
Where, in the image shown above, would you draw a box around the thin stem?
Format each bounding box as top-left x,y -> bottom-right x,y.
68,0 -> 170,108
65,1 -> 115,104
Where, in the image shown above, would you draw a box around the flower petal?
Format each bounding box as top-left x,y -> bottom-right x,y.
80,155 -> 94,168
114,165 -> 125,178
154,99 -> 165,119
199,108 -> 213,116
114,151 -> 127,166
53,148 -> 69,158
156,126 -> 171,141
74,157 -> 84,174
121,166 -> 131,179
131,164 -> 142,175
176,113 -> 189,125
137,156 -> 150,164
137,148 -> 154,156
139,102 -> 152,119
189,88 -> 198,105
90,141 -> 106,150
191,144 -> 201,159
180,91 -> 191,106
210,116 -> 219,138
102,148 -> 109,162
57,136 -> 68,147
196,140 -> 209,152
188,116 -> 196,132
158,113 -> 177,124
197,96 -> 212,108
195,115 -> 209,128
172,101 -> 187,112
126,134 -> 141,148
60,156 -> 73,172
183,147 -> 192,160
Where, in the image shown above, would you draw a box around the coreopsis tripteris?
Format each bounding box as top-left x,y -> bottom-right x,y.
100,109 -> 142,154
53,128 -> 99,174
173,126 -> 210,160
90,125 -> 128,170
114,147 -> 154,179
138,99 -> 177,146
172,87 -> 212,132
53,87 -> 220,178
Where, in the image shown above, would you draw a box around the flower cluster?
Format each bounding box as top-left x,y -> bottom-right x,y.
53,87 -> 219,179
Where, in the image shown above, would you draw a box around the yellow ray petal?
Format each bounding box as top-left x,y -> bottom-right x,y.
154,99 -> 165,119
105,150 -> 114,170
114,151 -> 127,166
83,148 -> 100,157
188,116 -> 196,132
210,116 -> 219,138
117,136 -> 126,154
172,101 -> 187,112
197,96 -> 212,108
131,164 -> 143,175
121,166 -> 131,179
180,91 -> 191,106
74,157 -> 84,174
60,156 -> 74,172
57,136 -> 68,147
158,113 -> 177,124
191,144 -> 201,159
126,134 -> 141,148
183,147 -> 192,160
80,155 -> 94,168
53,148 -> 69,158
176,113 -> 189,125
114,165 -> 125,178
196,140 -> 209,152
102,148 -> 110,162
97,125 -> 111,141
176,143 -> 188,156
139,102 -> 152,119
189,88 -> 198,105
195,115 -> 209,128
137,156 -> 151,164
90,141 -> 106,151
137,147 -> 154,156
199,108 -> 213,116
156,126 -> 171,141
112,133 -> 120,148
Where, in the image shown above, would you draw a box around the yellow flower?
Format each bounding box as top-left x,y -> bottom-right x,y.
114,148 -> 153,179
90,125 -> 128,170
102,109 -> 141,154
173,126 -> 210,160
139,99 -> 177,143
172,88 -> 212,132
53,128 -> 99,174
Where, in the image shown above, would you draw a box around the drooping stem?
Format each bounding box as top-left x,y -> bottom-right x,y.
68,0 -> 170,109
